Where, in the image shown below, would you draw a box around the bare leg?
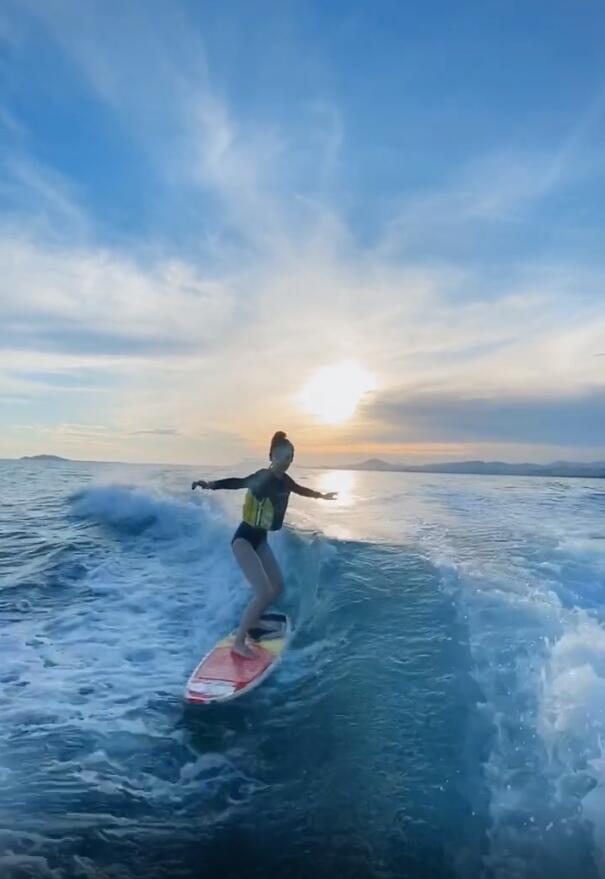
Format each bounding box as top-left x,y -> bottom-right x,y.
231,538 -> 274,658
256,541 -> 284,602
246,541 -> 286,639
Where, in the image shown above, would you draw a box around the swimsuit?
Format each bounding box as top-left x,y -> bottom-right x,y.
231,521 -> 267,551
210,469 -> 321,551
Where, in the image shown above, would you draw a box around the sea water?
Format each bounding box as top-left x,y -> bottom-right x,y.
1,459 -> 604,879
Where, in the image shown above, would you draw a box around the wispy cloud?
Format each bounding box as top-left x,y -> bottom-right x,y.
10,0 -> 349,261
379,151 -> 586,268
0,157 -> 88,239
0,236 -> 236,359
131,428 -> 180,436
1,0 -> 604,463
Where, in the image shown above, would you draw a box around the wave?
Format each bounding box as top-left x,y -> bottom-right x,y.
69,484 -> 225,541
6,472 -> 605,878
65,482 -> 334,653
436,542 -> 605,877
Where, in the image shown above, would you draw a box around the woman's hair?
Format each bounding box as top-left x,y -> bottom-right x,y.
269,430 -> 294,459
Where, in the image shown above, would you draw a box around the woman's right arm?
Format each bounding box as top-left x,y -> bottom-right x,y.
191,474 -> 255,491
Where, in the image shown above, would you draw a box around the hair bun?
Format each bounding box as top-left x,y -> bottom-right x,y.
269,430 -> 292,458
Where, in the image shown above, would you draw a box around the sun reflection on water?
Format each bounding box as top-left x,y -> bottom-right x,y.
317,469 -> 357,507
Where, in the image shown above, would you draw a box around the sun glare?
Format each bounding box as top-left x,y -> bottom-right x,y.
317,469 -> 356,506
297,361 -> 377,424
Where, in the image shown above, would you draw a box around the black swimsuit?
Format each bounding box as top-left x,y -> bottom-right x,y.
209,468 -> 321,551
231,521 -> 267,551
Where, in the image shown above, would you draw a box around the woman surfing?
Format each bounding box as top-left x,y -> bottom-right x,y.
192,431 -> 337,658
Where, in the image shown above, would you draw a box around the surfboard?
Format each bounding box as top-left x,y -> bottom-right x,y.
185,612 -> 292,705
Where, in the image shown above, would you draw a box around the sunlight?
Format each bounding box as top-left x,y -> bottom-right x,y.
296,361 -> 377,424
317,469 -> 356,507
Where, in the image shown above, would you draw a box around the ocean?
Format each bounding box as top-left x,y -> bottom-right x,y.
1,458 -> 604,879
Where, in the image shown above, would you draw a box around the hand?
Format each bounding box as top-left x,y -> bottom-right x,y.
321,491 -> 338,500
191,479 -> 211,490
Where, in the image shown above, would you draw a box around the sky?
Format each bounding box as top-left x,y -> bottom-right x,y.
1,0 -> 604,466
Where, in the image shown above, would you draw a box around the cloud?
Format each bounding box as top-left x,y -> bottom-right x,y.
366,385 -> 605,447
0,325 -> 197,357
0,236 -> 236,359
379,132 -> 604,267
0,157 -> 88,239
9,0 -> 346,262
0,105 -> 26,138
3,418 -> 252,466
131,428 -> 180,436
381,152 -> 562,258
2,0 -> 604,465
8,368 -> 114,390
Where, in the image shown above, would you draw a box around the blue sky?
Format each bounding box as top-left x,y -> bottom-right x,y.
1,0 -> 604,464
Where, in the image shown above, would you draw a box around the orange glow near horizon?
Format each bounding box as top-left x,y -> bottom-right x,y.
238,437 -> 472,470
290,441 -> 470,463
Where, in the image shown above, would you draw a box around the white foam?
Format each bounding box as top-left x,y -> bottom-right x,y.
362,473 -> 605,877
70,484 -> 223,541
7,468 -> 605,877
0,853 -> 63,878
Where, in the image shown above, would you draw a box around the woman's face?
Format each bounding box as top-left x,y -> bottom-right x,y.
271,443 -> 294,472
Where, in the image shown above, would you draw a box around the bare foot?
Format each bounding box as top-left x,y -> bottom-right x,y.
231,641 -> 256,660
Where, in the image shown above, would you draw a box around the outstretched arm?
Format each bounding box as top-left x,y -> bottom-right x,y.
285,475 -> 337,500
192,474 -> 255,491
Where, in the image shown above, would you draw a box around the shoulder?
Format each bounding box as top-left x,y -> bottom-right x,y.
248,468 -> 270,488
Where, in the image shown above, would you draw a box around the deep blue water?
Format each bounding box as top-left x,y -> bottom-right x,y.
1,459 -> 605,879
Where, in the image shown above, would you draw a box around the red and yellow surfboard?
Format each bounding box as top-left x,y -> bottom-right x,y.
185,613 -> 291,704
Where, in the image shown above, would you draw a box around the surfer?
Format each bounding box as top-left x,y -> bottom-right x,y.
192,431 -> 337,658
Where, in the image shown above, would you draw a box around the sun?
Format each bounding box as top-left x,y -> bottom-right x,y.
296,361 -> 377,424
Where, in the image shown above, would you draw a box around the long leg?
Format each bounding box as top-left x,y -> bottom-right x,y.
256,541 -> 284,601
231,538 -> 274,657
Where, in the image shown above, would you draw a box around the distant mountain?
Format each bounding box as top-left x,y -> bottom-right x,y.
322,458 -> 605,478
353,457 -> 395,471
20,454 -> 71,462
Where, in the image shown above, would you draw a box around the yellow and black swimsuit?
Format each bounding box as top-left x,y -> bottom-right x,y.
210,469 -> 321,550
